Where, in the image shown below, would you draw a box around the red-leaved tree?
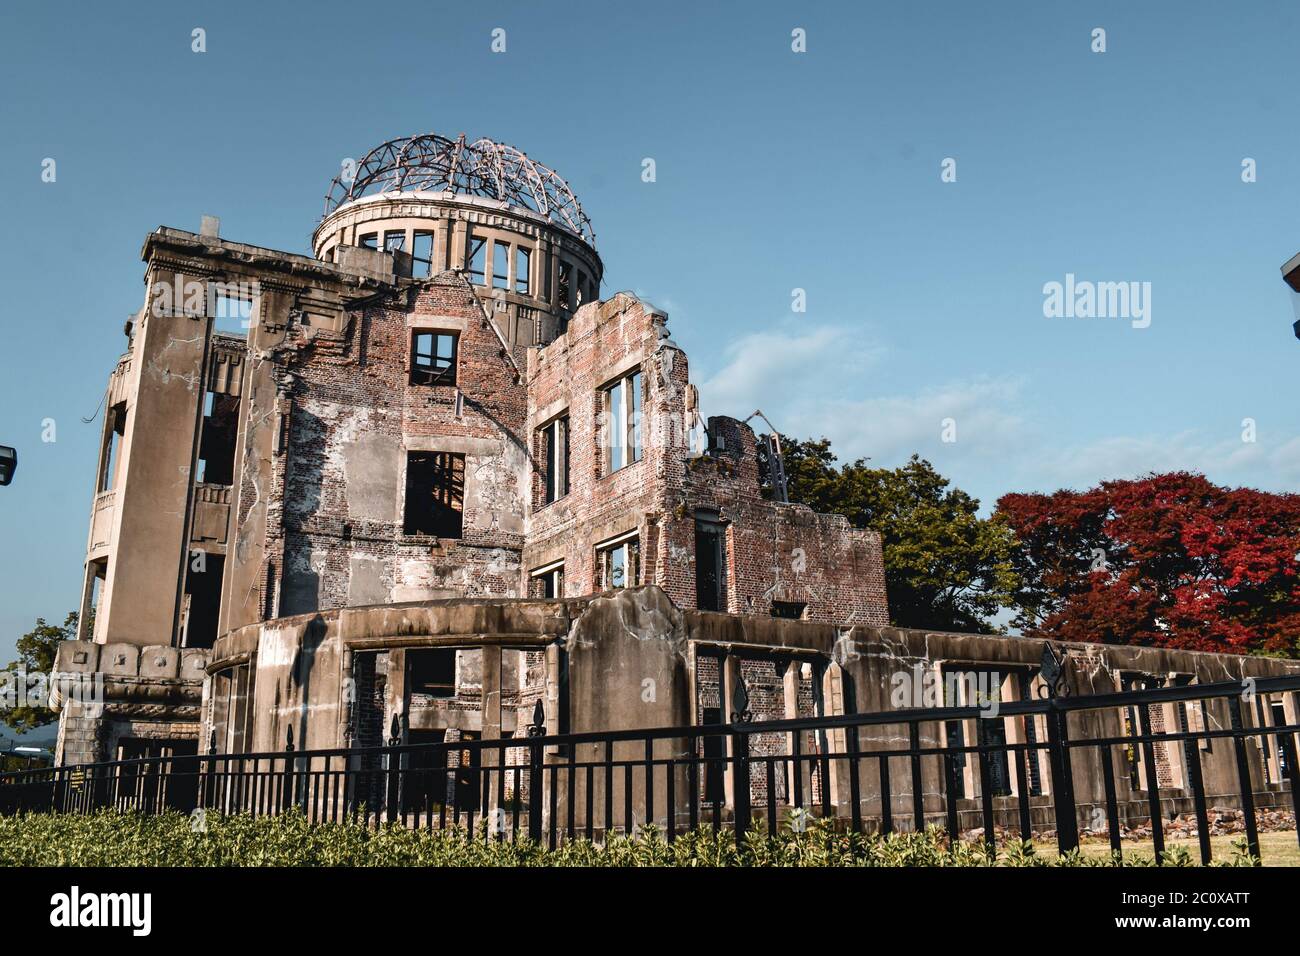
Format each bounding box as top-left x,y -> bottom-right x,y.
996,473 -> 1300,657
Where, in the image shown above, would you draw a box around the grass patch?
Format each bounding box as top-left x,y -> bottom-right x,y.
1036,830 -> 1300,867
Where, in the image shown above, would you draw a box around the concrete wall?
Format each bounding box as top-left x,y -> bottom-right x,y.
312,193 -> 603,352
203,587 -> 1300,835
96,265 -> 209,645
272,275 -> 529,616
50,640 -> 208,766
79,226 -> 889,664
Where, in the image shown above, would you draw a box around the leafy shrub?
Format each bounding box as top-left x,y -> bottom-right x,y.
0,810 -> 1259,867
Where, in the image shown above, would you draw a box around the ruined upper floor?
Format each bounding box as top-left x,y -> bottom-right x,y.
75,134 -> 889,654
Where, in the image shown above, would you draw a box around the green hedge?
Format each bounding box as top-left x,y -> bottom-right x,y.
0,809 -> 1260,867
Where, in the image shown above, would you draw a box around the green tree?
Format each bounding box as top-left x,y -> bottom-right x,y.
0,612 -> 78,733
776,438 -> 1018,633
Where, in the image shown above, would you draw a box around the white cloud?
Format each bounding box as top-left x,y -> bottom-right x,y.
699,324 -> 885,415
1032,431 -> 1300,494
694,320 -> 1300,505
697,323 -> 1025,466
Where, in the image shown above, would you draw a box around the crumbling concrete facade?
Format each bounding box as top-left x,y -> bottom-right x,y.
53,132 -> 889,765
51,132 -> 1299,839
522,297 -> 887,622
207,587 -> 1299,834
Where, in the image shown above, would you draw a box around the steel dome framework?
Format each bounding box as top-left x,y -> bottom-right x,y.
324,133 -> 595,245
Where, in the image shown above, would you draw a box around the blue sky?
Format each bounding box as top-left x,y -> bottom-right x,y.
1,0 -> 1298,667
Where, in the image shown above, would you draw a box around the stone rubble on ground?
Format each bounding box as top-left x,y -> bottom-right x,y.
959,807 -> 1296,846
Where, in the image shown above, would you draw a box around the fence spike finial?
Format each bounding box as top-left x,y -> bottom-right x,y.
1040,643 -> 1069,699
285,725 -> 295,752
731,677 -> 753,724
526,698 -> 545,737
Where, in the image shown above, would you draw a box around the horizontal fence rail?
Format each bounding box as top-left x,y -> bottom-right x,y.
3,675 -> 1298,864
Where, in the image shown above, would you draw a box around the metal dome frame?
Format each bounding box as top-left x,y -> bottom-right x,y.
324,133 -> 595,245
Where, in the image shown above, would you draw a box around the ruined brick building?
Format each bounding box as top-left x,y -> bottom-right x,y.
51,134 -> 1299,833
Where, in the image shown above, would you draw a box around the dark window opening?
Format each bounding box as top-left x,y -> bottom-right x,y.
770,601 -> 806,620
412,231 -> 434,276
183,551 -> 225,649
212,662 -> 254,755
515,246 -> 531,294
198,391 -> 240,486
531,565 -> 564,599
1252,693 -> 1280,785
263,562 -> 277,620
212,292 -> 254,335
403,728 -> 448,813
404,452 -> 464,538
408,648 -> 457,698
1171,674 -> 1206,782
453,732 -> 482,812
598,536 -> 640,590
976,709 -> 1012,797
1121,673 -> 1146,789
1015,672 -> 1046,797
350,652 -> 385,757
558,260 -> 573,309
695,514 -> 727,611
99,403 -> 126,492
493,240 -> 510,290
466,235 -> 487,284
357,232 -> 378,250
1271,701 -> 1290,777
541,415 -> 569,504
943,713 -> 967,799
384,230 -> 405,253
115,738 -> 199,810
701,706 -> 726,805
86,560 -> 106,629
410,331 -> 458,386
940,666 -> 1012,800
603,371 -> 642,473
1120,672 -> 1166,790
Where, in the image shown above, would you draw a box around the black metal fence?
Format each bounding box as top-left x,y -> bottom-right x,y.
2,674 -> 1298,864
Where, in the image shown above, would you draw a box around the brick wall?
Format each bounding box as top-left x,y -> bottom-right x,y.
523,293 -> 888,627
269,273 -> 529,615
523,294 -> 676,594
661,419 -> 889,626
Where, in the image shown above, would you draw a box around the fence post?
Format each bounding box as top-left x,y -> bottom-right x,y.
1228,693 -> 1260,859
52,765 -> 66,813
1045,702 -> 1078,853
280,725 -> 295,814
384,713 -> 402,824
526,700 -> 545,843
731,726 -> 752,844
731,678 -> 753,846
1038,643 -> 1078,853
203,731 -> 217,810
